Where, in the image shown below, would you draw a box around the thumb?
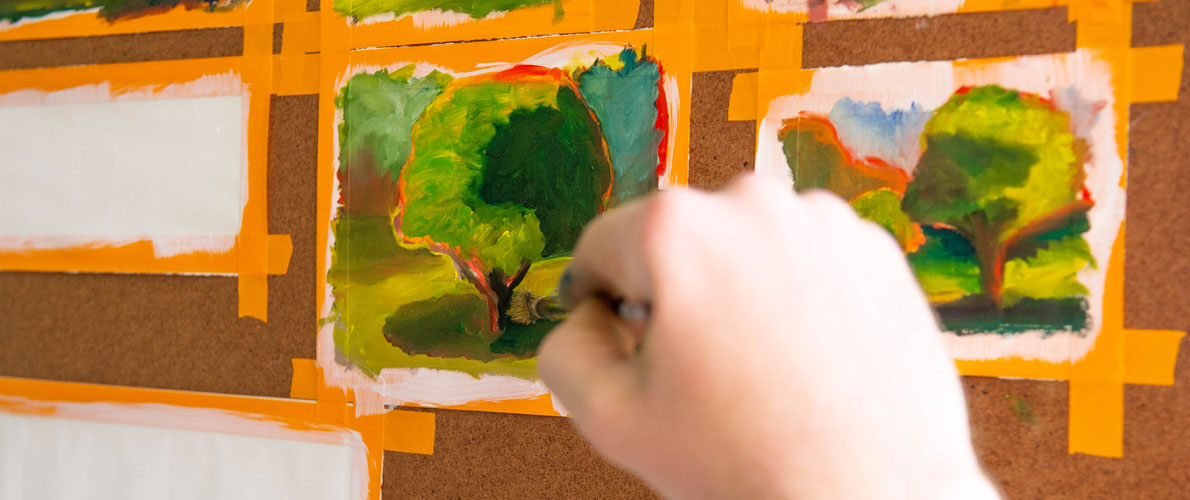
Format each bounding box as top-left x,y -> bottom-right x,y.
537,298 -> 638,421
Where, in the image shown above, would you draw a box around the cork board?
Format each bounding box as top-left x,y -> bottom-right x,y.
1,1 -> 1188,497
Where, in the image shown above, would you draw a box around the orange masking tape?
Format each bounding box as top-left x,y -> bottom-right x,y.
407,393 -> 562,417
275,0 -> 309,18
1131,45 -> 1185,103
274,53 -> 321,96
290,358 -> 318,399
280,12 -> 321,54
383,409 -> 436,455
727,72 -> 759,121
1123,329 -> 1186,386
957,0 -> 1064,13
1067,0 -> 1126,23
1067,225 -> 1127,457
238,11 -> 276,321
1074,0 -> 1131,50
344,410 -> 385,500
1069,379 -> 1124,457
268,234 -> 293,274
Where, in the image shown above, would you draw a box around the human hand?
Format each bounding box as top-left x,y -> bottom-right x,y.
537,175 -> 998,500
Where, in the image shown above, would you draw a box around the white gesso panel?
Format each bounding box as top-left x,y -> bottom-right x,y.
0,412 -> 353,500
0,95 -> 243,240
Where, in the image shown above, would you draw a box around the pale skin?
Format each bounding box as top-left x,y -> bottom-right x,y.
537,175 -> 1001,500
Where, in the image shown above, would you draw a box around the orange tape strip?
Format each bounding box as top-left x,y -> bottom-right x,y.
290,358 -> 318,399
275,0 -> 309,19
957,0 -> 1066,13
237,0 -> 277,322
1068,0 -> 1127,23
1069,379 -> 1124,456
384,409 -> 436,455
404,393 -> 561,417
727,72 -> 758,121
1124,329 -> 1186,385
274,53 -> 321,96
280,12 -> 321,54
1068,221 -> 1127,457
1131,45 -> 1185,103
268,234 -> 293,274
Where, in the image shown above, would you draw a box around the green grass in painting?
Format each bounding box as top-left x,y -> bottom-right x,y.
1,0 -> 244,23
333,0 -> 557,22
934,297 -> 1089,335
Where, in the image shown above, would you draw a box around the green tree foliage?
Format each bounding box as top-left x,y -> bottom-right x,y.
400,80 -> 612,275
479,89 -> 612,257
1,0 -> 243,22
850,188 -> 924,252
903,85 -> 1087,308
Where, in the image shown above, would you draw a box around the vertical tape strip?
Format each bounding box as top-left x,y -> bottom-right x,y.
1065,0 -> 1181,457
351,412 -> 386,499
652,0 -> 694,187
290,358 -> 318,399
1131,44 -> 1185,103
727,71 -> 758,121
238,1 -> 275,321
268,234 -> 293,274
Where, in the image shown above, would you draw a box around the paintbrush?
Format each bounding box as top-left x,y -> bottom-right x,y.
507,287 -> 650,325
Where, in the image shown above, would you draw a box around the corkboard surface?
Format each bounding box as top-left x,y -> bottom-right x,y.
1,2 -> 1188,497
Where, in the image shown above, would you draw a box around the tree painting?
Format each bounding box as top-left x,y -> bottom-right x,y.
328,48 -> 667,377
1,0 -> 244,23
779,85 -> 1096,335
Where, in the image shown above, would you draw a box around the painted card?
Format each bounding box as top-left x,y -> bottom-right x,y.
756,50 -> 1124,363
0,0 -> 253,42
321,0 -> 641,49
317,31 -> 682,415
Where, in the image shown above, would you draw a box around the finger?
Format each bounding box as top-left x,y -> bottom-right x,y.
537,299 -> 638,419
561,195 -> 661,308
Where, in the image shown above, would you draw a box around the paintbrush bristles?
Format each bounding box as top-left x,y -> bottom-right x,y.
508,289 -> 537,325
507,290 -> 567,325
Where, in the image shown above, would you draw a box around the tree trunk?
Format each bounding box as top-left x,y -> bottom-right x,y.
970,216 -> 1004,311
446,254 -> 500,332
448,256 -> 531,333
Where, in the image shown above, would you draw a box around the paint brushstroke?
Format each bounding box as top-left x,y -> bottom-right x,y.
578,48 -> 665,206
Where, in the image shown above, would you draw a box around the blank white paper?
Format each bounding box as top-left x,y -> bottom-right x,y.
0,95 -> 244,240
0,412 -> 354,500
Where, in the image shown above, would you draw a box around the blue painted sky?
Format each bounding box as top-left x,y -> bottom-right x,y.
827,97 -> 931,173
